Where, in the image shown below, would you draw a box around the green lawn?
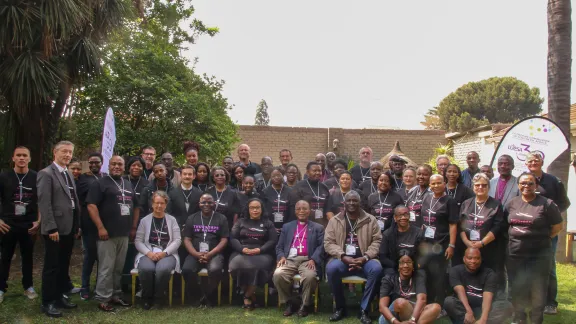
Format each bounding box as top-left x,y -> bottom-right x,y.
0,263 -> 575,323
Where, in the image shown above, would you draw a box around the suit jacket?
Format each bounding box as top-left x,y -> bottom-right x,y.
276,220 -> 325,270
37,163 -> 80,235
489,175 -> 519,210
167,186 -> 202,227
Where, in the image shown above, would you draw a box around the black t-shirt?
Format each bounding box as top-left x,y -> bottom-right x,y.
149,216 -> 170,250
448,265 -> 498,308
350,165 -> 371,184
183,211 -> 229,252
385,171 -> 405,192
237,190 -> 261,219
325,189 -> 361,216
359,180 -> 378,202
86,176 -> 135,238
138,180 -> 174,216
0,170 -> 38,231
261,185 -> 292,231
506,195 -> 563,257
323,177 -> 359,193
230,217 -> 277,251
344,216 -> 363,257
290,180 -> 330,225
379,225 -> 423,269
167,186 -> 203,227
446,184 -> 475,207
206,186 -> 240,230
380,270 -> 427,303
367,190 -> 404,232
192,182 -> 210,192
78,173 -> 103,233
420,194 -> 459,244
459,197 -> 504,242
405,187 -> 430,228
124,175 -> 149,201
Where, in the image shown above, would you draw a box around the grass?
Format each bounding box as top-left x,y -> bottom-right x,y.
1,262 -> 575,323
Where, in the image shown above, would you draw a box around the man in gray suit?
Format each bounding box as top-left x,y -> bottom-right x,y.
37,141 -> 80,318
489,155 -> 519,210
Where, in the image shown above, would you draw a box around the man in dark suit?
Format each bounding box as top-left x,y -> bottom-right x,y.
273,199 -> 324,317
37,141 -> 80,318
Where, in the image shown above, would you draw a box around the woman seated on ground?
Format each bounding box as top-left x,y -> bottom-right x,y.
134,191 -> 182,310
228,198 -> 278,310
378,252 -> 441,324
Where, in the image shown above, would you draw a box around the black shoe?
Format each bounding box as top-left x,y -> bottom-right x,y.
358,309 -> 372,324
297,305 -> 309,317
143,302 -> 153,310
329,308 -> 347,322
41,303 -> 63,318
55,297 -> 77,309
283,302 -> 296,316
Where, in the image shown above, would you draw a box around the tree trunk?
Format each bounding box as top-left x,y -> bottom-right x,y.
547,0 -> 572,262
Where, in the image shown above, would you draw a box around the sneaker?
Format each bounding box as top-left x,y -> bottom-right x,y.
544,306 -> 558,315
0,290 -> 4,304
24,287 -> 38,300
80,289 -> 90,301
135,290 -> 142,298
68,287 -> 81,294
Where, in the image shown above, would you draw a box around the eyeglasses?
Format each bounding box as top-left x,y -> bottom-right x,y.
249,206 -> 261,210
214,174 -> 226,178
396,213 -> 410,219
399,261 -> 413,266
473,183 -> 488,188
519,182 -> 535,187
142,153 -> 155,156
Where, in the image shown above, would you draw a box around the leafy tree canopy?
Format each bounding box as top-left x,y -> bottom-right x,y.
255,99 -> 270,126
433,77 -> 544,132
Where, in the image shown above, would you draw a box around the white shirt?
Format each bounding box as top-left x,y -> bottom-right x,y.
53,161 -> 67,173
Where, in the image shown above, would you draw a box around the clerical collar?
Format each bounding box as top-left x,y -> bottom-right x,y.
298,221 -> 307,225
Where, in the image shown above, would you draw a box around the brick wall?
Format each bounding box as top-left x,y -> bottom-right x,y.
234,125 -> 446,170
452,134 -> 483,166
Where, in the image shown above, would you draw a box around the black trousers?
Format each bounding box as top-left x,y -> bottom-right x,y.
41,234 -> 74,304
0,230 -> 35,292
444,296 -> 513,324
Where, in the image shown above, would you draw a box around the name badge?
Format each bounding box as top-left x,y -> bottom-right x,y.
199,242 -> 209,253
409,211 -> 416,222
185,202 -> 190,212
120,204 -> 130,216
274,212 -> 284,223
71,199 -> 75,209
288,247 -> 297,258
15,203 -> 26,216
315,209 -> 323,219
345,244 -> 357,256
424,226 -> 436,239
377,219 -> 385,231
470,229 -> 481,241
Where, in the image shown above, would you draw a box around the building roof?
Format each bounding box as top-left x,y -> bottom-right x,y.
541,103 -> 576,125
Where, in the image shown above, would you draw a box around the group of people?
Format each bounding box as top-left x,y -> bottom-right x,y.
0,141 -> 569,324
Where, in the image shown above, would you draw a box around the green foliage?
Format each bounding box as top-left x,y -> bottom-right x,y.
254,99 -> 270,126
420,107 -> 442,130
425,144 -> 462,174
66,0 -> 237,164
434,77 -> 544,132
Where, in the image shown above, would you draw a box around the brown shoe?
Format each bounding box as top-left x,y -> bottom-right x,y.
297,305 -> 309,317
283,302 -> 296,316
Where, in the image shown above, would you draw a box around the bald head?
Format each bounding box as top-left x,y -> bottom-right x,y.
237,144 -> 251,162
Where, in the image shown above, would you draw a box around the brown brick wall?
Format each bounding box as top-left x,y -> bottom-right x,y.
234,126 -> 447,170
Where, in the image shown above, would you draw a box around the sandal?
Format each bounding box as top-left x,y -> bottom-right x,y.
111,297 -> 131,307
98,302 -> 115,312
242,296 -> 254,311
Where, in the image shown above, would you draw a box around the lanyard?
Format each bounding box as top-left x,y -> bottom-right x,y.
360,168 -> 370,179
378,191 -> 390,217
153,217 -> 166,246
273,185 -> 284,212
306,180 -> 320,200
393,176 -> 403,190
398,276 -> 413,298
14,170 -> 28,203
409,187 -> 426,207
108,175 -> 126,204
370,181 -> 377,194
181,185 -> 194,201
427,195 -> 443,225
473,199 -> 486,230
446,184 -> 458,198
292,224 -> 308,248
215,187 -> 225,205
92,173 -> 101,180
345,213 -> 360,244
129,176 -> 141,195
197,183 -> 208,192
200,212 -> 214,242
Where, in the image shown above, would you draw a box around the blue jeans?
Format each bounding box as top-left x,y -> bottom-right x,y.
81,231 -> 98,290
547,235 -> 558,307
326,259 -> 382,311
378,304 -> 396,324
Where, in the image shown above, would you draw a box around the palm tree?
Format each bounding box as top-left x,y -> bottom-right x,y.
0,0 -> 131,169
546,0 -> 571,262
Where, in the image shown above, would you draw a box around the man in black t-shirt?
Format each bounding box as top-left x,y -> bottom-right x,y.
349,147 -> 373,184
0,146 -> 40,303
444,248 -> 512,324
181,194 -> 229,307
86,156 -> 134,311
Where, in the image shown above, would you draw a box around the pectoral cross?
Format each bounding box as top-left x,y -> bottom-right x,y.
297,243 -> 304,253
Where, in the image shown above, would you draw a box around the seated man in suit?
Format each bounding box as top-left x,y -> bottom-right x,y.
273,200 -> 324,318
488,155 -> 519,210
444,248 -> 513,324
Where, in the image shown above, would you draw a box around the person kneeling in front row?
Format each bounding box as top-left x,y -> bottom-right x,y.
273,200 -> 324,317
444,248 -> 513,324
379,252 -> 441,324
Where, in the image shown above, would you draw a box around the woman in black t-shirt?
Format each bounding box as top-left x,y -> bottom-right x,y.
367,173 -> 404,232
228,198 -> 278,310
505,173 -> 563,324
230,164 -> 245,192
285,164 -> 301,188
443,164 -> 475,207
236,175 -> 261,219
325,171 -> 355,219
405,165 -> 432,228
378,253 -> 441,324
193,163 -> 211,192
261,167 -> 292,232
206,167 -> 239,230
398,168 -> 416,203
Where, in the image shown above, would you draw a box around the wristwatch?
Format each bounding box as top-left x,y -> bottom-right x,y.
363,255 -> 370,262
448,244 -> 456,249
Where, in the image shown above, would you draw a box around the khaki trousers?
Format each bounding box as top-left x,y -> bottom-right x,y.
272,256 -> 317,306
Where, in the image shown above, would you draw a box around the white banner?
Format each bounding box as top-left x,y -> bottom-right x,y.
490,116 -> 570,178
101,108 -> 116,171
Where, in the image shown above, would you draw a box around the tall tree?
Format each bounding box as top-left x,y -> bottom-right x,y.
435,77 -> 544,132
0,0 -> 132,169
546,0 -> 571,261
420,107 -> 442,130
254,99 -> 270,125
